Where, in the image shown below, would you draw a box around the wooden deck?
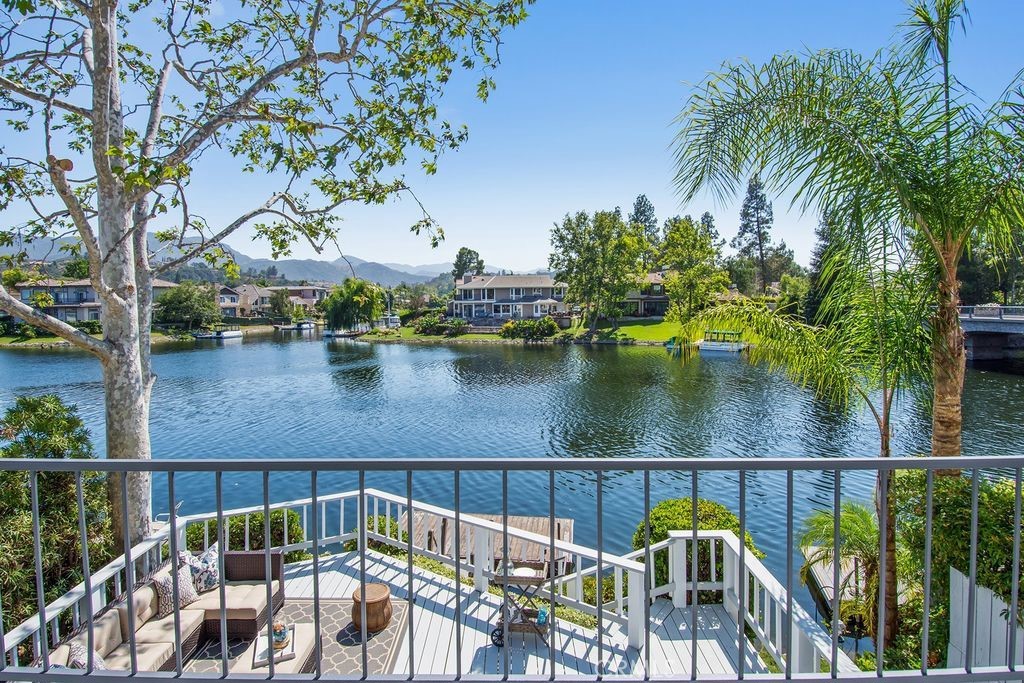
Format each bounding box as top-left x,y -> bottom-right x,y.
283,551 -> 767,677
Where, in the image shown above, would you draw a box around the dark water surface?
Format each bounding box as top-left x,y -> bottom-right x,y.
2,334 -> 1023,603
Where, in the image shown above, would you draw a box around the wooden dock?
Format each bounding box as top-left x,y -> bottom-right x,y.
400,511 -> 573,566
801,546 -> 865,619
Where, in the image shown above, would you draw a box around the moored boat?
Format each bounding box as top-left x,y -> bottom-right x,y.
193,324 -> 243,340
697,329 -> 746,354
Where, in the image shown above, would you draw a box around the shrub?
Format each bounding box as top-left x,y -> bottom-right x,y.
73,320 -> 102,335
414,313 -> 446,335
633,497 -> 764,588
399,308 -> 425,325
342,515 -> 408,556
443,318 -> 468,337
498,316 -> 558,340
892,470 -> 1024,666
0,396 -> 113,661
17,323 -> 36,339
185,509 -> 309,564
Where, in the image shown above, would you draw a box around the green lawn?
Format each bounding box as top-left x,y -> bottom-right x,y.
568,318 -> 678,343
0,331 -> 174,347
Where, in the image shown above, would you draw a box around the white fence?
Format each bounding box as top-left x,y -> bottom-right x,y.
948,567 -> 1024,669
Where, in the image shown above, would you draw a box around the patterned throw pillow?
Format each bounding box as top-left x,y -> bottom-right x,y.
66,641 -> 109,670
179,542 -> 220,593
152,569 -> 200,617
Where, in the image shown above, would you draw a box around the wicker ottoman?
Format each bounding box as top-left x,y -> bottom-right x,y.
351,583 -> 393,633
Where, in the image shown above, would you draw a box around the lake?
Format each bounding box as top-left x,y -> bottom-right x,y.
2,333 -> 1023,602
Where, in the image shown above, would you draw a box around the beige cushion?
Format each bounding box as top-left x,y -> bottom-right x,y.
50,644 -> 71,667
117,585 -> 159,640
64,609 -> 123,658
188,581 -> 276,621
103,640 -> 174,672
132,608 -> 204,645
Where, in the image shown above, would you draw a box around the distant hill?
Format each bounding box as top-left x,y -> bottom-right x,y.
3,234 -> 440,287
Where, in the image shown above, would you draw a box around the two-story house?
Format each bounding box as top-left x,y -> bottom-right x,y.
265,285 -> 329,313
14,277 -> 177,322
449,274 -> 567,319
235,284 -> 273,316
217,285 -> 241,317
621,272 -> 670,317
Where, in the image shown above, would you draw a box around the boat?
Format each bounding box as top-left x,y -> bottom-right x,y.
322,329 -> 363,338
275,319 -> 316,331
193,324 -> 243,340
697,329 -> 746,354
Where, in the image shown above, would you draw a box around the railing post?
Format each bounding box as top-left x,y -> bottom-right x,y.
472,527 -> 491,593
176,521 -> 187,555
723,535 -> 740,622
627,569 -> 644,650
670,534 -> 687,608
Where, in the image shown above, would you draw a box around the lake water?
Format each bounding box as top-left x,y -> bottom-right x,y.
2,333 -> 1023,605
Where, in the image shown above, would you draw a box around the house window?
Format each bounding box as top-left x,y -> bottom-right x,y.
510,288 -> 523,299
533,288 -> 543,295
553,287 -> 565,297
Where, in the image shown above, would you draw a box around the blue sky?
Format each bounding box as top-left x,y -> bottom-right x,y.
194,1 -> 1024,270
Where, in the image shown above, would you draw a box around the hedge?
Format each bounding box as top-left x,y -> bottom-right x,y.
185,509 -> 309,564
892,470 -> 1024,666
633,497 -> 764,588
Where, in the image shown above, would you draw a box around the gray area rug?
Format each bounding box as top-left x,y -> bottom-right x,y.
186,599 -> 409,675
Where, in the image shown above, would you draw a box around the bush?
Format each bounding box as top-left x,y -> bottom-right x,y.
185,509 -> 309,564
633,497 -> 764,588
413,313 -> 444,335
0,395 -> 113,661
399,308 -> 425,325
342,515 -> 408,556
16,323 -> 36,339
73,320 -> 102,335
498,316 -> 559,340
443,318 -> 468,337
892,470 -> 1024,666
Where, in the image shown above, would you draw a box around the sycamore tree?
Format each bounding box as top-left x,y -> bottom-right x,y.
549,209 -> 645,333
672,0 -> 1024,458
660,214 -> 728,322
0,0 -> 529,546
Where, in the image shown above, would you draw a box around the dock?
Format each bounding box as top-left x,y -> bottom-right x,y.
801,545 -> 865,619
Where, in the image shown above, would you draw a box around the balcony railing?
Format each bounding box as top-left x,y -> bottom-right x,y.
1,456 -> 1021,682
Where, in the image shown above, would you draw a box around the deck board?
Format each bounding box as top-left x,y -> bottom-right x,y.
283,551 -> 768,677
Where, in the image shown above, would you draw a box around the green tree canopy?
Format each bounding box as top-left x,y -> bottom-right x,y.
269,289 -> 293,317
731,176 -> 775,292
61,258 -> 90,279
153,281 -> 221,330
323,278 -> 386,331
452,247 -> 485,281
628,194 -> 659,268
549,209 -> 646,332
0,395 -> 113,658
660,215 -> 729,321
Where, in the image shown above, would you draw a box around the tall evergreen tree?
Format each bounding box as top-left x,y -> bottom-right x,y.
731,176 -> 775,292
804,216 -> 838,325
451,247 -> 485,281
699,211 -> 725,253
628,194 -> 659,269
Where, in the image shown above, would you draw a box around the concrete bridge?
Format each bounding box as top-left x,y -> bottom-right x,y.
959,306 -> 1024,362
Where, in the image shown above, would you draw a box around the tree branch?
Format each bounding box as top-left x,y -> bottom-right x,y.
0,283 -> 113,360
0,75 -> 93,119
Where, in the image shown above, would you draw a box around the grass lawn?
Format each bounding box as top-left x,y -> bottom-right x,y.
389,326 -> 504,341
567,318 -> 679,343
0,331 -> 175,347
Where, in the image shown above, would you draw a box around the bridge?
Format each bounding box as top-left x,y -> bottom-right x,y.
958,306 -> 1024,362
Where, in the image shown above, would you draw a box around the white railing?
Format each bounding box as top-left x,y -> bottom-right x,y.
665,530 -> 859,674
6,487 -> 854,674
2,528 -> 170,666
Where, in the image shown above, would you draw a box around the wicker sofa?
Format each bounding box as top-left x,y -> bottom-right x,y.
47,551 -> 284,672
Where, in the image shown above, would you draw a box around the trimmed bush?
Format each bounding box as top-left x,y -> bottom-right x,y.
633,497 -> 764,588
72,320 -> 102,335
185,509 -> 309,564
498,316 -> 558,340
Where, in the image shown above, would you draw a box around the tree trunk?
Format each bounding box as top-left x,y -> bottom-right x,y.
876,423 -> 898,650
932,259 -> 965,459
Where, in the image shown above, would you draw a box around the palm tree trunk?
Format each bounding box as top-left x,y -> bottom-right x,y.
932,261 -> 965,459
877,424 -> 898,649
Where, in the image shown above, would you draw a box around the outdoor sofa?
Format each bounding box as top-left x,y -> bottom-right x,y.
46,550 -> 284,672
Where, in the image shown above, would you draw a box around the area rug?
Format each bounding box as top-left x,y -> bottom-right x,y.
186,599 -> 409,675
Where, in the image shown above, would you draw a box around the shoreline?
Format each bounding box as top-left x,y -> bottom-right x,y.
362,334 -> 667,347
0,324 -> 278,350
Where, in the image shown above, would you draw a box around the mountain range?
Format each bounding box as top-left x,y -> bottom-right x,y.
1,234 -> 530,287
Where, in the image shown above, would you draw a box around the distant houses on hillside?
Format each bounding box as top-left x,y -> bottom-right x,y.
13,278 -> 177,323
447,272 -> 669,320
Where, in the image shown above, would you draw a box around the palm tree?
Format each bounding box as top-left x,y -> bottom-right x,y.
672,0 -> 1024,458
677,215 -> 931,646
801,502 -> 880,641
